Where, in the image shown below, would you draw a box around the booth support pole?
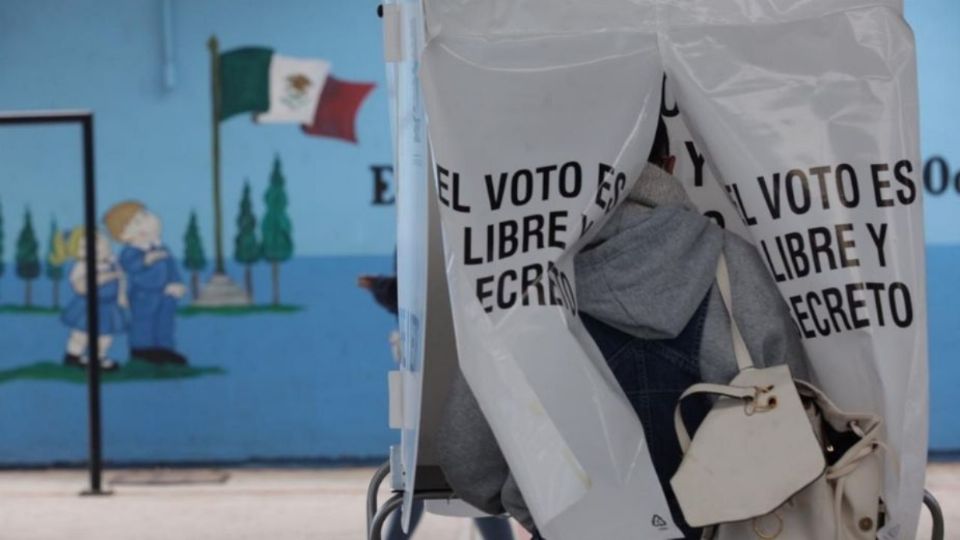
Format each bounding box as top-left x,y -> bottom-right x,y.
80,114 -> 107,495
0,111 -> 107,495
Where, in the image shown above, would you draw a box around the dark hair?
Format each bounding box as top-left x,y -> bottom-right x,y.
647,116 -> 670,164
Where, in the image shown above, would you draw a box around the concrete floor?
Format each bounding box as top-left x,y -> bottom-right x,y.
0,464 -> 955,540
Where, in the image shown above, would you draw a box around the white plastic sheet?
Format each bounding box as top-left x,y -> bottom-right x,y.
416,1 -> 927,538
383,0 -> 431,530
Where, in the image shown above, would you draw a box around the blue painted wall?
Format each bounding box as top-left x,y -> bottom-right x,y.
0,0 -> 957,464
906,0 -> 960,450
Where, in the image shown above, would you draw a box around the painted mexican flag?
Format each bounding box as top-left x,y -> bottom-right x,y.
217,47 -> 374,143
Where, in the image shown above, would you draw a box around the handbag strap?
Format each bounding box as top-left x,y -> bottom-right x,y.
674,382 -> 760,452
672,256 -> 767,452
715,254 -> 755,372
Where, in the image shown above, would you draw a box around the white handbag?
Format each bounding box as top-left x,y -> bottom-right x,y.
671,255 -> 885,540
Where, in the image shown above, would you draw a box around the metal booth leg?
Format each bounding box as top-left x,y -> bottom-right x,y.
924,489 -> 945,540
369,493 -> 405,540
367,461 -> 392,536
368,490 -> 459,540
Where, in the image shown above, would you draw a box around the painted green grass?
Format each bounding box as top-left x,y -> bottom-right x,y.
0,304 -> 59,315
177,304 -> 303,317
0,304 -> 303,317
0,359 -> 225,384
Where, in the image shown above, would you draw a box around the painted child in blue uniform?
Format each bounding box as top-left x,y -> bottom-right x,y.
61,227 -> 127,371
104,201 -> 188,365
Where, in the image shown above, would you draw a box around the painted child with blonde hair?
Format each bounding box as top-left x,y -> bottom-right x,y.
59,227 -> 128,371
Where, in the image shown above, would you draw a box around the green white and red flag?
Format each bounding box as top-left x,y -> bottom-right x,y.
217,47 -> 375,143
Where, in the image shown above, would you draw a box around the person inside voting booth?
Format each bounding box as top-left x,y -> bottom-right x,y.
437,117 -> 813,538
415,1 -> 925,538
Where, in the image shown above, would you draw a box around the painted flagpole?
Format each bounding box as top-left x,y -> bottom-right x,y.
207,35 -> 226,275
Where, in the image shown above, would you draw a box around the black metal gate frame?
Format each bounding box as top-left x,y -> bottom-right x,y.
0,111 -> 106,495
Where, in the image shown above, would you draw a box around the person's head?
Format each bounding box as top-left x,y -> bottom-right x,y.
104,201 -> 161,246
66,227 -> 111,261
647,116 -> 676,175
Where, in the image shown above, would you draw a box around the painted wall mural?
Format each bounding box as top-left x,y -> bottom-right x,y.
0,155 -> 312,385
0,31 -> 379,387
0,0 -> 398,465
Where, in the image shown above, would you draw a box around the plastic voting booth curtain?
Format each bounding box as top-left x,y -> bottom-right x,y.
382,0 -> 435,531
397,0 -> 927,538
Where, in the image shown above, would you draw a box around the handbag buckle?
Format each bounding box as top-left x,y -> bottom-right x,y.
753,511 -> 784,539
744,385 -> 778,416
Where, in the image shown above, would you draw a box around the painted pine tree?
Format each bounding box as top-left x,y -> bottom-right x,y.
16,209 -> 40,307
45,219 -> 66,308
261,156 -> 293,306
183,211 -> 207,300
234,181 -> 260,299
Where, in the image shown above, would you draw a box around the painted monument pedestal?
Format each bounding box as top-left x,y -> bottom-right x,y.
194,273 -> 251,307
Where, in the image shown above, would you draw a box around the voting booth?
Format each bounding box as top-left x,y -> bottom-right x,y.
368,1 -> 945,539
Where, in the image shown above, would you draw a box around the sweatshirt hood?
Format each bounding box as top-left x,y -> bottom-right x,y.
574,165 -> 724,339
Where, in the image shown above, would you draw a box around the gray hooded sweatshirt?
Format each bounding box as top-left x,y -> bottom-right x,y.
436,164 -> 810,531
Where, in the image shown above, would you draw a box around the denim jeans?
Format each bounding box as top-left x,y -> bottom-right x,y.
579,296 -> 712,539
